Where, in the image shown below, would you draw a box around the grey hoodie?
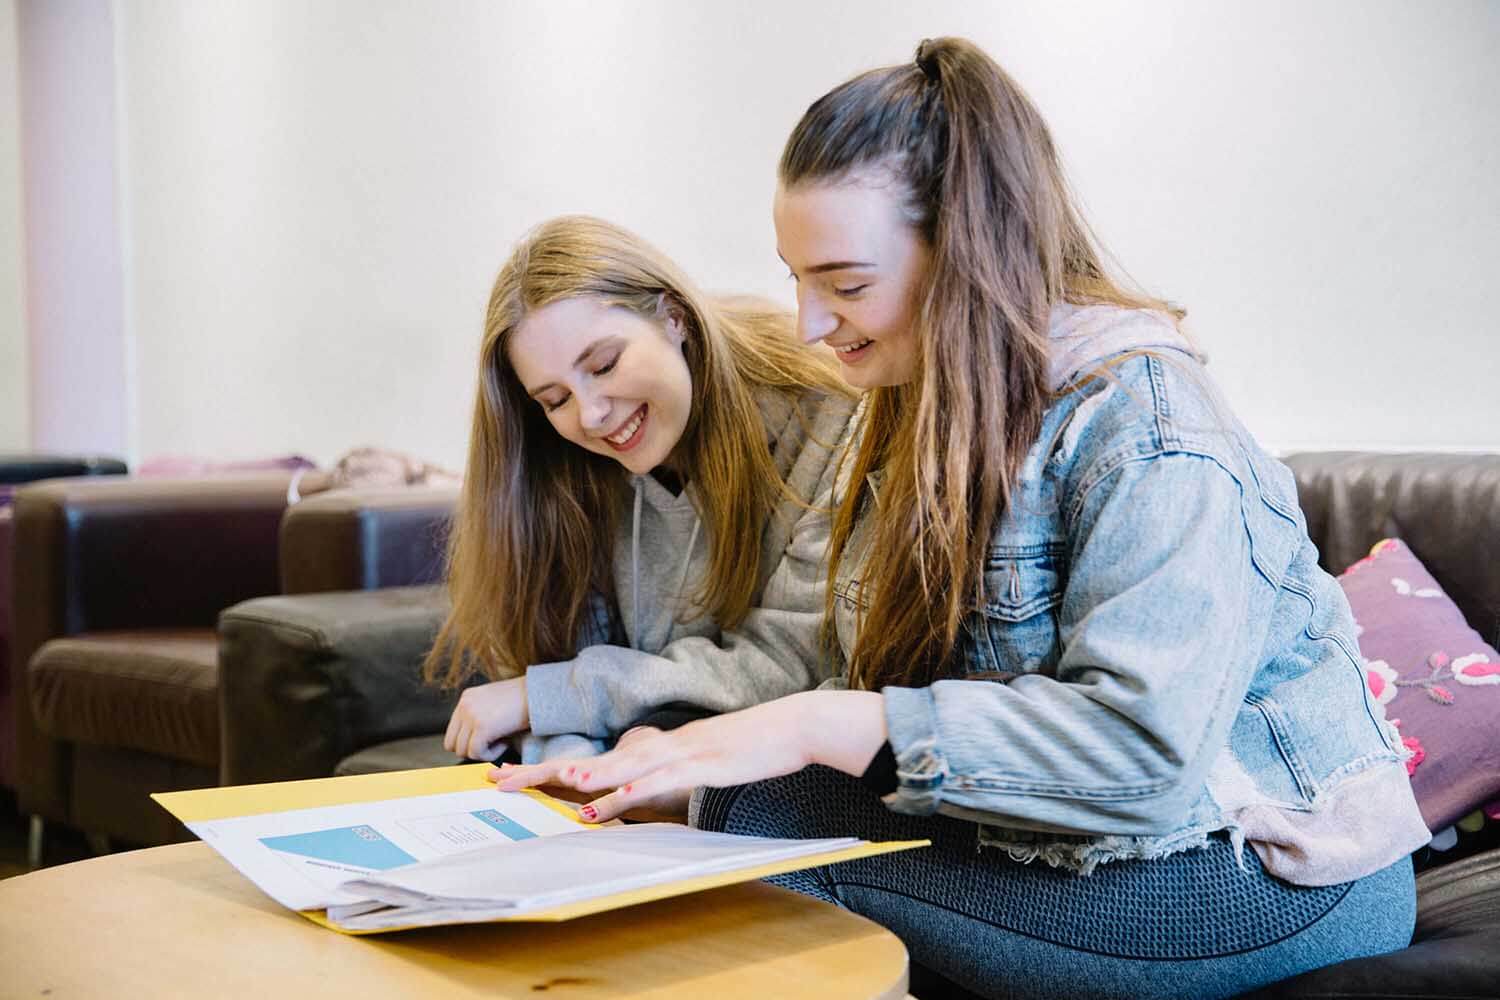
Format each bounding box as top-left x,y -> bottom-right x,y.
522,386 -> 859,751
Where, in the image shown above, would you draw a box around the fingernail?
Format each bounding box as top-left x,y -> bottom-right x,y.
580,805 -> 597,821
564,766 -> 575,777
580,771 -> 591,782
623,784 -> 633,793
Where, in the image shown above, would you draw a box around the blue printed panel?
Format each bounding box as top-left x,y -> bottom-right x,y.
472,809 -> 537,841
260,825 -> 417,870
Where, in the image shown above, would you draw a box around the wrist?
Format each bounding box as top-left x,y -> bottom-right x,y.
801,690 -> 887,776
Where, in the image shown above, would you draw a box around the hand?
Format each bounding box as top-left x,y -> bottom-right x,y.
488,691 -> 886,822
444,677 -> 529,760
611,726 -> 690,821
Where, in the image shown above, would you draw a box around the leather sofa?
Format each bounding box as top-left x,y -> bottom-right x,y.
0,455 -> 128,793
218,451 -> 1499,999
8,474 -> 455,857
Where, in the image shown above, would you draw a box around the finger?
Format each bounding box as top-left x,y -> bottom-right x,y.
578,765 -> 690,823
442,708 -> 461,754
494,760 -> 570,792
574,739 -> 686,792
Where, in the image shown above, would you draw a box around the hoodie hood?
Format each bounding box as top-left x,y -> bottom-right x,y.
1046,302 -> 1200,391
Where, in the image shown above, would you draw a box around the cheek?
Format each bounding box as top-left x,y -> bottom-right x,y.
544,409 -> 578,440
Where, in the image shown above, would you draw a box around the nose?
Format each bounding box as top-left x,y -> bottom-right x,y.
796,287 -> 839,345
577,386 -> 611,432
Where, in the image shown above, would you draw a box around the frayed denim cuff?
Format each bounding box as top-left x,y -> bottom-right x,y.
881,686 -> 948,815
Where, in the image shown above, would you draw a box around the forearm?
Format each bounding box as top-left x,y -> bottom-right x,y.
801,689 -> 888,776
527,632 -> 824,738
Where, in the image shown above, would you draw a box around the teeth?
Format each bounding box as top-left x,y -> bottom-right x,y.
837,339 -> 872,354
608,410 -> 644,444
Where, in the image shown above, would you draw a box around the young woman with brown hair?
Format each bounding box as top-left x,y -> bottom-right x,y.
495,42 -> 1426,998
429,215 -> 856,767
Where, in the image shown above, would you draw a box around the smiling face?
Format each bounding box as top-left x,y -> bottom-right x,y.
773,175 -> 931,389
507,296 -> 693,475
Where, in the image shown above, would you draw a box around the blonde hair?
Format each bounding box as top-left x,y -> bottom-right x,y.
781,38 -> 1183,690
424,215 -> 850,686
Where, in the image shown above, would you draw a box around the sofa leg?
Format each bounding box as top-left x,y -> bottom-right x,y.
27,815 -> 44,870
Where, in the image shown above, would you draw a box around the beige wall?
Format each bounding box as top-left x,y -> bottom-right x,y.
20,1 -> 1500,468
0,0 -> 25,450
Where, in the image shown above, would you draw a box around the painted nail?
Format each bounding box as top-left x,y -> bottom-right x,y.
580,772 -> 591,782
623,784 -> 633,794
580,805 -> 597,821
564,766 -> 575,777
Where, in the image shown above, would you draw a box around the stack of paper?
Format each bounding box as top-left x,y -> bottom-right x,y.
152,765 -> 927,934
328,824 -> 861,930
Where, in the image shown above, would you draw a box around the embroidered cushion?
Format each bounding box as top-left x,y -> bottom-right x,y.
1340,539 -> 1500,832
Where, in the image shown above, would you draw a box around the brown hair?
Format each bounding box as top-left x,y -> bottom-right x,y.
781,37 -> 1181,691
424,215 -> 850,687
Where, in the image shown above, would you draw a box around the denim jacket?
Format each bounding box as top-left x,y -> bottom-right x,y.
833,304 -> 1430,885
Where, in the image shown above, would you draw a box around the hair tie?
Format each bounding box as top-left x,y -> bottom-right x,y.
915,38 -> 940,82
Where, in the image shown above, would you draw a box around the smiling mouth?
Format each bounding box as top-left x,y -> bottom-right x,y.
831,338 -> 873,357
604,404 -> 647,451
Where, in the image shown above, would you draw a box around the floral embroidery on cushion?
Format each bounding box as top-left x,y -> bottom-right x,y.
1363,650 -> 1496,706
1391,577 -> 1443,598
1365,659 -> 1399,705
1389,719 -> 1426,776
1452,653 -> 1500,686
1340,538 -> 1401,577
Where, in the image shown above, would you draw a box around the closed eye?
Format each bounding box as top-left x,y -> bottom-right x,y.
541,394 -> 570,413
592,358 -> 618,377
833,284 -> 869,298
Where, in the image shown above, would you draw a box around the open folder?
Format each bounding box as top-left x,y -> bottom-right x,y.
152,764 -> 927,934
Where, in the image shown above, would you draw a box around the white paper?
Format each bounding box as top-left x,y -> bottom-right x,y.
327,824 -> 860,930
188,789 -> 584,911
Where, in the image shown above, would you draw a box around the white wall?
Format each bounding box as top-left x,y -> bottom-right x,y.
17,0 -> 130,458
26,0 -> 1500,469
0,0 -> 26,450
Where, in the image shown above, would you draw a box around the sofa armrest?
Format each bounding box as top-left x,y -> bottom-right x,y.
278,486 -> 457,595
217,585 -> 457,785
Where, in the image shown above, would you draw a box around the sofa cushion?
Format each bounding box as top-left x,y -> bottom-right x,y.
217,586 -> 455,785
28,629 -> 219,767
1340,540 -> 1500,832
334,734 -> 460,776
1238,846 -> 1500,998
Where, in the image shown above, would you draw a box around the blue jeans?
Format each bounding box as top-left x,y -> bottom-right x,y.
695,767 -> 1415,1000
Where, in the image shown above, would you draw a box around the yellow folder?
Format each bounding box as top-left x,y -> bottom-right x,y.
153,764 -> 928,935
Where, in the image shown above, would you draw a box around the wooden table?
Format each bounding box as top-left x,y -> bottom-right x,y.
0,842 -> 909,999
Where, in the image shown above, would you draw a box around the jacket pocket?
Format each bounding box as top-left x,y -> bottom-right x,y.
965,544 -> 1065,675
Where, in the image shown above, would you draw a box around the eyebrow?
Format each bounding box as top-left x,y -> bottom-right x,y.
522,337 -> 620,397
777,251 -> 876,275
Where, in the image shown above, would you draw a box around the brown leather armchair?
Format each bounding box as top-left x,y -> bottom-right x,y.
9,474 -> 455,861
1,455 -> 128,793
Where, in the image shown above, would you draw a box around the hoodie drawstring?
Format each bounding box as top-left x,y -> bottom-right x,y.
630,477 -> 643,651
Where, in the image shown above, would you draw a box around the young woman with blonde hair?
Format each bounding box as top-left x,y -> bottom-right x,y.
429,215 -> 856,767
496,41 -> 1427,999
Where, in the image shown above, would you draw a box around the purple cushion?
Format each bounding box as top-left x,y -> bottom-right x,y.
1339,539 -> 1500,832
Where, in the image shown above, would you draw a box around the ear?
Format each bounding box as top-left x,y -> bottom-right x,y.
655,293 -> 689,348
